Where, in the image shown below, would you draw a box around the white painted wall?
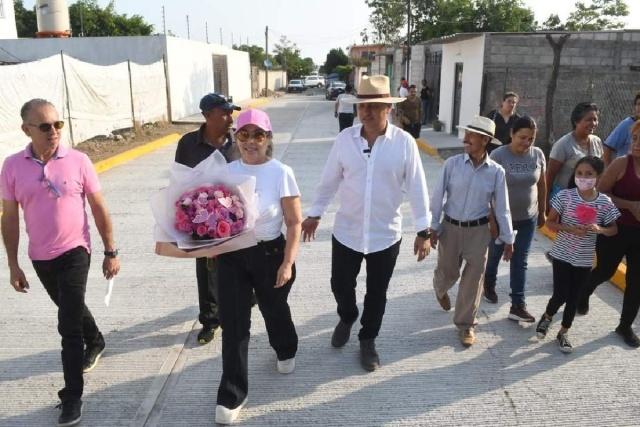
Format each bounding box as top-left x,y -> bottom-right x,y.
0,0 -> 17,39
440,35 -> 485,135
222,47 -> 251,102
258,69 -> 288,92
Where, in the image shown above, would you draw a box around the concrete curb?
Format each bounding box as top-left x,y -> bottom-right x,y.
415,138 -> 626,293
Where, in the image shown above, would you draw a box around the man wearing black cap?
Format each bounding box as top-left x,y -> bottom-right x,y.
174,93 -> 240,345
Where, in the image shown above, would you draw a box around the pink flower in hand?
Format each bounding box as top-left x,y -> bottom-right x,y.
216,220 -> 231,238
575,203 -> 597,224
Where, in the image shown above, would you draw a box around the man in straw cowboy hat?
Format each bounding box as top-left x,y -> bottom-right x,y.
302,75 -> 432,372
429,116 -> 515,347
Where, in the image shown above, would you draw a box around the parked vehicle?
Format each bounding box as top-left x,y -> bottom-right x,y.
304,75 -> 325,88
287,79 -> 306,93
325,81 -> 346,100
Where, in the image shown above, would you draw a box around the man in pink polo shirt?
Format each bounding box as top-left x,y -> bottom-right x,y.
1,99 -> 120,427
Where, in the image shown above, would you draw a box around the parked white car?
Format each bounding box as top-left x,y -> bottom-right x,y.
304,75 -> 325,88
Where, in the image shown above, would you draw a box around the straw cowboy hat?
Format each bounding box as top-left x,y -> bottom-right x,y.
348,75 -> 406,104
458,116 -> 502,146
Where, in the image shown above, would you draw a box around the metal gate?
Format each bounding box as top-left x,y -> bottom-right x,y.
423,49 -> 442,123
212,54 -> 229,96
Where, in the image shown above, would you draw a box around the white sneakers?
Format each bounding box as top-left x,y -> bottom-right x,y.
276,357 -> 296,374
215,397 -> 248,425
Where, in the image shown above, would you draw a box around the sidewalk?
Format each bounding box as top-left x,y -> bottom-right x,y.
0,95 -> 638,426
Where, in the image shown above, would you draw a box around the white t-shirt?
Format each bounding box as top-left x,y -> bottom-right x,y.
399,86 -> 409,97
337,94 -> 356,114
228,159 -> 300,241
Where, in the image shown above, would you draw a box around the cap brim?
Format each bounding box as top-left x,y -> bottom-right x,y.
345,96 -> 406,104
458,125 -> 502,146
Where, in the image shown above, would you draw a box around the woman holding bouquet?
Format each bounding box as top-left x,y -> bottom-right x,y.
215,109 -> 302,424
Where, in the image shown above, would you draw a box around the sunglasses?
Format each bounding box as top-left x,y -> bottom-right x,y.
41,176 -> 62,198
235,129 -> 268,143
27,121 -> 65,133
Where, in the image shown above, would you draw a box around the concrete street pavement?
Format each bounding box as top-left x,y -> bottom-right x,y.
1,93 -> 639,426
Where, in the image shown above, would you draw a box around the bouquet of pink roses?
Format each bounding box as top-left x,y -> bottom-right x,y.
152,151 -> 258,257
175,184 -> 246,240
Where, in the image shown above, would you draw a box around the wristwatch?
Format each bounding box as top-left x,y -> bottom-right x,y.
104,249 -> 119,258
307,216 -> 321,220
416,229 -> 431,239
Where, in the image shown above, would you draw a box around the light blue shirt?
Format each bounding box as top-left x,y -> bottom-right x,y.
430,153 -> 514,244
604,116 -> 635,159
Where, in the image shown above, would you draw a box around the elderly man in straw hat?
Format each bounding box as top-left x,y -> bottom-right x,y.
302,75 -> 431,372
429,116 -> 514,347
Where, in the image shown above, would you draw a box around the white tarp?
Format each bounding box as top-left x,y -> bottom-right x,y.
0,54 -> 168,167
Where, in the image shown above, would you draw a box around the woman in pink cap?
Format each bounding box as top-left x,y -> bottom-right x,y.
214,109 -> 302,424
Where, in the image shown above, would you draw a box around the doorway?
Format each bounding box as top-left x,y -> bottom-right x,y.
212,54 -> 229,96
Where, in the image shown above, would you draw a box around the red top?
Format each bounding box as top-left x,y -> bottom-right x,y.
613,155 -> 640,227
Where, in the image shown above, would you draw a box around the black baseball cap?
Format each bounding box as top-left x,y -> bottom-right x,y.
199,93 -> 241,112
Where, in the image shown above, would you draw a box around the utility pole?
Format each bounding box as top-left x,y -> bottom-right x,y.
186,15 -> 190,39
265,25 -> 269,97
405,0 -> 411,80
79,4 -> 85,37
205,22 -> 209,43
219,28 -> 223,45
162,5 -> 166,35
231,32 -> 234,47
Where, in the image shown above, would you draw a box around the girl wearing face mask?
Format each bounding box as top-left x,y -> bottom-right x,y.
536,156 -> 620,353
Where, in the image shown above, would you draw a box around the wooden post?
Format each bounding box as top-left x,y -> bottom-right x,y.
127,59 -> 136,128
60,51 -> 75,145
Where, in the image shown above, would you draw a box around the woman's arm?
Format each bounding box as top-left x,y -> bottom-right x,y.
276,196 -> 302,288
598,157 -> 639,213
546,207 -> 586,236
536,169 -> 547,227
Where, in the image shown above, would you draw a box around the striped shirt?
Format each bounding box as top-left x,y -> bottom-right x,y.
549,188 -> 620,267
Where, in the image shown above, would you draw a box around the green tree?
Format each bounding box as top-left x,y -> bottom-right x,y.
233,44 -> 266,67
365,0 -> 536,44
14,0 -> 37,38
271,36 -> 314,78
334,64 -> 354,81
69,0 -> 153,37
323,48 -> 348,75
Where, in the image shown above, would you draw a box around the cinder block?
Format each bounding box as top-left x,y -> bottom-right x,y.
594,33 -> 610,41
571,57 -> 587,66
490,54 -> 507,64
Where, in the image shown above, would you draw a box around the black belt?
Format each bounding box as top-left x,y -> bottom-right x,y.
257,234 -> 285,250
444,214 -> 489,228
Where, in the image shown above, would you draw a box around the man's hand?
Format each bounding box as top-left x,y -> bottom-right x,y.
429,230 -> 439,249
502,244 -> 514,262
9,265 -> 29,293
301,217 -> 320,242
102,256 -> 120,280
413,236 -> 430,262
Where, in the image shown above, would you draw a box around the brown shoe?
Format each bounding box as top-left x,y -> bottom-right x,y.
460,328 -> 475,347
436,292 -> 451,311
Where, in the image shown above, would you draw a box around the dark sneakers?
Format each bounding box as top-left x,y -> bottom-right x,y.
83,336 -> 106,373
331,320 -> 354,348
508,304 -> 536,323
197,325 -> 218,345
615,325 -> 640,348
359,339 -> 380,372
56,400 -> 82,427
483,286 -> 498,304
536,315 -> 552,339
557,332 -> 573,353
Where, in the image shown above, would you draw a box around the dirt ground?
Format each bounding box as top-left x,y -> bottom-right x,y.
74,122 -> 199,163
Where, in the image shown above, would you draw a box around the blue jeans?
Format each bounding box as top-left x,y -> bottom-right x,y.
484,216 -> 537,305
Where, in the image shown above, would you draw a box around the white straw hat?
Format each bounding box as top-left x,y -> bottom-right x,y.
458,116 -> 502,146
347,75 -> 406,104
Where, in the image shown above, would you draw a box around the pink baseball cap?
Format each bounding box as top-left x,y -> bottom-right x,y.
235,109 -> 272,132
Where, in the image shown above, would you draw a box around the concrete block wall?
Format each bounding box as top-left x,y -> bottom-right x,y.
482,31 -> 640,146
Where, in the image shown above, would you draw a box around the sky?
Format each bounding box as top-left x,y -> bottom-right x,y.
21,0 -> 640,66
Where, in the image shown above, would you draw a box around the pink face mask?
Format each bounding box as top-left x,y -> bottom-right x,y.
575,177 -> 597,191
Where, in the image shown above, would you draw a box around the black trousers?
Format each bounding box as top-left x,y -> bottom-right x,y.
32,246 -> 103,403
546,258 -> 590,329
331,236 -> 401,340
338,113 -> 354,131
195,257 -> 219,328
216,235 -> 297,409
583,224 -> 640,329
403,122 -> 421,139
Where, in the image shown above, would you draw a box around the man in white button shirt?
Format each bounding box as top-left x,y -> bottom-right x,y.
429,116 -> 514,348
302,75 -> 432,372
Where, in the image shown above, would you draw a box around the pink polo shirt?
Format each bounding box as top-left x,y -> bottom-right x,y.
0,144 -> 101,261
